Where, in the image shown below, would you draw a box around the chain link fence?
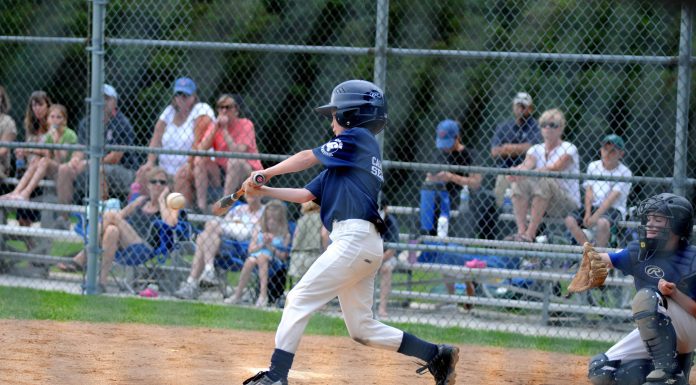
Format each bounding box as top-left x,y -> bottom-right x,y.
1,0 -> 695,341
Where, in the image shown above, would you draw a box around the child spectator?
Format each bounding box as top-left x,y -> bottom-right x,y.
288,201 -> 325,285
565,134 -> 632,247
226,199 -> 291,307
2,104 -> 77,201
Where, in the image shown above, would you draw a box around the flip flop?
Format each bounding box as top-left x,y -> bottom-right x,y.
56,260 -> 84,273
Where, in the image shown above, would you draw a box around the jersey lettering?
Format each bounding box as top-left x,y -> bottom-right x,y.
371,157 -> 384,182
320,138 -> 343,157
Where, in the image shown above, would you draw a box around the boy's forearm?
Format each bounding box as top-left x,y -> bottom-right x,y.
256,186 -> 315,204
264,150 -> 318,178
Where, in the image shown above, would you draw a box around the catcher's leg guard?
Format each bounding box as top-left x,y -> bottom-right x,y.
614,359 -> 653,385
631,288 -> 683,383
588,353 -> 620,385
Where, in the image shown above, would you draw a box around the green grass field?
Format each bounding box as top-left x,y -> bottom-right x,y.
0,286 -> 612,356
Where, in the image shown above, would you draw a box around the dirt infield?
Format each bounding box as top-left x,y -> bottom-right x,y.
0,319 -> 678,385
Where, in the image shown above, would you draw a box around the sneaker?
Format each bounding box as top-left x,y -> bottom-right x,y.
242,371 -> 288,385
416,344 -> 459,385
199,268 -> 219,287
173,281 -> 199,300
644,369 -> 686,384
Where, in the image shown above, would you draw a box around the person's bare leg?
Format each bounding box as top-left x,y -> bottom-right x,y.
511,194 -> 529,236
224,159 -> 252,196
378,264 -> 393,317
175,163 -> 193,209
525,195 -> 550,240
57,163 -> 77,205
565,215 -> 588,245
3,159 -> 39,197
233,257 -> 259,301
256,253 -> 271,306
200,220 -> 223,266
193,157 -> 209,212
100,224 -> 120,285
17,158 -> 57,200
594,218 -> 612,247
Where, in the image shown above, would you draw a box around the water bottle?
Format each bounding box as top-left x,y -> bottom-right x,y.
15,158 -> 26,178
128,182 -> 141,202
502,188 -> 513,214
459,186 -> 473,237
437,215 -> 449,238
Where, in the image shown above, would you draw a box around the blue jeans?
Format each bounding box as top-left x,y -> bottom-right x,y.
420,187 -> 450,233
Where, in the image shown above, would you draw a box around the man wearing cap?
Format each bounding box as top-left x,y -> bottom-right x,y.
55,84 -> 136,227
564,134 -> 632,247
490,92 -> 541,208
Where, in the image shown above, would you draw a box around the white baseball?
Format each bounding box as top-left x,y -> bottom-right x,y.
166,192 -> 186,210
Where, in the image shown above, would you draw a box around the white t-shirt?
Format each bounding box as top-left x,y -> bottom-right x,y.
158,102 -> 214,175
220,203 -> 264,241
583,160 -> 632,219
527,141 -> 581,207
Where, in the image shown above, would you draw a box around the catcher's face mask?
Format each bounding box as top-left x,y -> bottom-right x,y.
638,212 -> 672,261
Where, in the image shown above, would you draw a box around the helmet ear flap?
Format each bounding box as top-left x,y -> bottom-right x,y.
335,107 -> 359,128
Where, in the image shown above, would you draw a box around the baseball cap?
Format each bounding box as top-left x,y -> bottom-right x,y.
512,92 -> 533,107
173,77 -> 196,96
602,134 -> 626,151
436,119 -> 459,150
103,84 -> 117,99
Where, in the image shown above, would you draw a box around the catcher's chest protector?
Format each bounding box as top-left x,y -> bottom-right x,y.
627,242 -> 696,296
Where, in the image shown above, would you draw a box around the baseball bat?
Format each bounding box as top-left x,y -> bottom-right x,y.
211,187 -> 246,217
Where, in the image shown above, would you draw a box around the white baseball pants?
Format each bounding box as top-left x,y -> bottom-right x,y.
274,219 -> 404,353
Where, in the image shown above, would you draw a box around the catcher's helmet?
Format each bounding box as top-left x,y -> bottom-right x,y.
637,193 -> 694,259
315,79 -> 387,134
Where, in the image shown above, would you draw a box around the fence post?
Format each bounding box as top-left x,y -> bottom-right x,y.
673,4 -> 692,197
84,0 -> 107,295
373,0 -> 389,156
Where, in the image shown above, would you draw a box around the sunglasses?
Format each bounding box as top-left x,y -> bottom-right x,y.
149,179 -> 168,185
540,122 -> 560,129
174,92 -> 190,97
217,104 -> 236,111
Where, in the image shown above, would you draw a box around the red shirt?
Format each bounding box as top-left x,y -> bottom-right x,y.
204,117 -> 262,170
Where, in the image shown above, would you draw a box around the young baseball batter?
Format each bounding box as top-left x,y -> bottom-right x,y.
241,80 -> 459,385
584,193 -> 696,385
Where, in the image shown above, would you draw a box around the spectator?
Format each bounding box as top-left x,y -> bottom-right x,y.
287,200 -> 325,286
194,94 -> 263,212
0,86 -> 18,181
54,84 -> 136,228
377,196 -> 399,318
135,77 -> 214,206
1,104 -> 77,201
420,119 -> 482,238
225,199 -> 291,307
490,92 -> 541,208
173,193 -> 264,300
14,91 -> 51,230
565,134 -> 632,247
506,108 -> 580,242
57,166 -> 183,292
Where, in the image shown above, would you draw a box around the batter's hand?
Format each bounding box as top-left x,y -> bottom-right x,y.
658,278 -> 676,296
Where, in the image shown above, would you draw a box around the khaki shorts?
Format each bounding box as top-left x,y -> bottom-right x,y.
493,174 -> 511,208
511,177 -> 578,217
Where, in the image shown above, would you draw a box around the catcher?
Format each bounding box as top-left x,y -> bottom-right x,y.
568,193 -> 696,385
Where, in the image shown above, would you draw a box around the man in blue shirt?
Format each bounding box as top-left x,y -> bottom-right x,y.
490,92 -> 541,208
585,193 -> 696,385
241,80 -> 459,385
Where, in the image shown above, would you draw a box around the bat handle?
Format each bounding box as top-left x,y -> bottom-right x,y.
252,172 -> 266,186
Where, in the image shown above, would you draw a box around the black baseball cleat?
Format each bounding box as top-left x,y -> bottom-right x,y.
242,371 -> 288,385
416,344 -> 459,385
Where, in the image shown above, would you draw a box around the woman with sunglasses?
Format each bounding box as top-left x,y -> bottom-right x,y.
505,108 -> 581,242
134,77 -> 214,206
193,93 -> 262,213
57,167 -> 184,293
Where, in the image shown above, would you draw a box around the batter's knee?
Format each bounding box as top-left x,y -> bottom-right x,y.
588,353 -> 619,385
631,288 -> 662,319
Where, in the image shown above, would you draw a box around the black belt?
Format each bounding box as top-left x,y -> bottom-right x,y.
369,216 -> 388,237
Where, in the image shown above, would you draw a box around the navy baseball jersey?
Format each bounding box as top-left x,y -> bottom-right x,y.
305,127 -> 383,232
610,241 -> 696,299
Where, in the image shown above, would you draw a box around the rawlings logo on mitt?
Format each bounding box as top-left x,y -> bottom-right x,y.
567,242 -> 609,293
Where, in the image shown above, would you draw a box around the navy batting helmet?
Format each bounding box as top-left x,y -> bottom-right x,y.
637,193 -> 694,259
315,79 -> 387,134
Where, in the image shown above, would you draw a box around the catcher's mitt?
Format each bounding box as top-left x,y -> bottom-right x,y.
567,242 -> 609,293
